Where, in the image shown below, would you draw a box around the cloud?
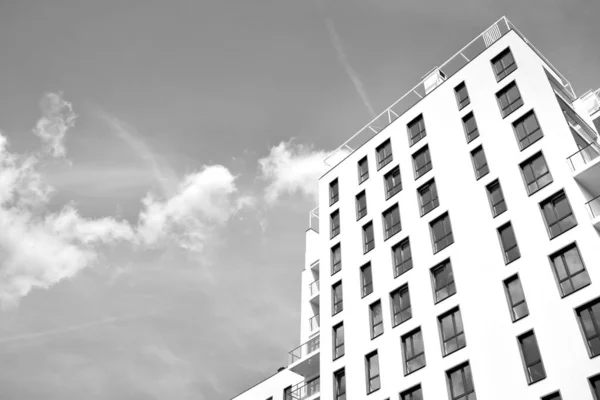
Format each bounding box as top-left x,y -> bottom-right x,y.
32,92 -> 77,158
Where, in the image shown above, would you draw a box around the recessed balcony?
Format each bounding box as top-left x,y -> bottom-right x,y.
567,142 -> 600,196
288,335 -> 320,378
291,377 -> 320,400
586,195 -> 600,231
309,314 -> 320,333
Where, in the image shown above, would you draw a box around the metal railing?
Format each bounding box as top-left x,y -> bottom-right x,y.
587,195 -> 600,220
567,141 -> 600,172
292,378 -> 320,400
309,279 -> 320,297
581,89 -> 600,116
309,314 -> 320,332
289,334 -> 320,365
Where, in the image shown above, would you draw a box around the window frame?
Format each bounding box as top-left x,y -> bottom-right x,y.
332,280 -> 343,316
430,212 -> 454,254
284,386 -> 292,400
446,362 -> 476,400
363,221 -> 375,254
498,222 -> 521,265
496,80 -> 524,118
519,151 -> 553,196
400,384 -> 423,400
360,262 -> 374,298
402,327 -> 426,376
517,330 -> 547,385
412,145 -> 432,180
539,190 -> 577,240
331,243 -> 342,275
333,322 -> 345,360
431,259 -> 456,304
392,237 -> 413,278
575,296 -> 600,358
358,156 -> 369,184
334,368 -> 346,400
356,190 -> 368,221
382,203 -> 401,240
407,114 -> 427,147
462,111 -> 479,143
454,82 -> 470,110
491,47 -> 518,82
417,178 -> 439,217
589,372 -> 600,400
329,179 -> 339,206
550,243 -> 591,298
503,274 -> 529,322
330,209 -> 340,239
369,300 -> 384,339
438,307 -> 466,357
365,351 -> 381,394
376,139 -> 393,170
384,165 -> 402,200
470,145 -> 490,180
512,109 -> 544,150
390,284 -> 411,327
541,390 -> 562,400
486,179 -> 507,218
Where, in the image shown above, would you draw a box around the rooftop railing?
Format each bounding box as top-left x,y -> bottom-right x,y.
587,195 -> 600,220
292,378 -> 320,400
289,334 -> 320,365
309,279 -> 320,297
567,141 -> 600,172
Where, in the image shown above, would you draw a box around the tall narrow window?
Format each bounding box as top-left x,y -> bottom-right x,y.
334,368 -> 346,400
517,330 -> 546,384
333,322 -> 345,359
408,114 -> 427,146
392,238 -> 412,277
430,213 -> 454,253
540,191 -> 577,239
331,244 -> 341,275
376,139 -> 393,170
520,152 -> 553,195
356,191 -> 367,220
432,260 -> 456,303
438,307 -> 466,356
551,244 -> 590,297
470,146 -> 490,180
496,81 -> 524,118
446,362 -> 476,400
363,222 -> 375,254
391,285 -> 411,327
513,110 -> 543,150
413,145 -> 432,179
384,165 -> 402,199
541,392 -> 562,400
486,180 -> 507,217
455,82 -> 470,110
370,300 -> 383,339
418,179 -> 439,216
284,386 -> 292,400
590,373 -> 600,399
383,204 -> 401,240
330,179 -> 339,206
361,263 -> 373,298
365,351 -> 381,394
402,328 -> 425,375
498,222 -> 520,264
332,281 -> 343,315
492,47 -> 517,81
575,297 -> 600,357
503,275 -> 529,322
462,112 -> 479,143
330,210 -> 340,239
400,385 -> 423,400
358,156 -> 369,183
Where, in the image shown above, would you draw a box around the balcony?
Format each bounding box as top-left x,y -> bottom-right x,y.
292,377 -> 320,400
308,279 -> 320,304
567,142 -> 600,196
586,195 -> 600,231
309,314 -> 320,333
288,335 -> 320,378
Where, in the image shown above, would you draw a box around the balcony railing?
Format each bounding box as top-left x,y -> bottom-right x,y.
309,280 -> 320,297
567,141 -> 600,172
581,89 -> 600,116
587,195 -> 600,219
289,335 -> 320,365
292,377 -> 320,400
309,314 -> 320,332
308,206 -> 319,232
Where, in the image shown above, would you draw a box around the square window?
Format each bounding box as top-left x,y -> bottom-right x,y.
365,351 -> 380,394
513,110 -> 543,150
491,47 -> 517,81
384,165 -> 402,199
330,179 -> 339,206
413,145 -> 432,180
446,362 -> 476,400
438,307 -> 466,356
503,274 -> 529,322
330,209 -> 340,239
462,112 -> 479,143
486,180 -> 507,217
361,262 -> 373,298
430,213 -> 454,253
470,146 -> 490,180
455,82 -> 470,110
402,328 -> 426,375
400,385 -> 423,400
363,222 -> 375,254
540,190 -> 577,239
358,156 -> 369,184
575,297 -> 600,358
431,259 -> 456,303
356,191 -> 368,220
331,244 -> 342,275
383,204 -> 401,240
551,243 -> 590,298
334,368 -> 346,400
391,284 -> 411,327
520,152 -> 553,195
418,179 -> 439,216
517,330 -> 546,384
498,222 -> 520,264
333,322 -> 345,360
496,81 -> 524,118
370,300 -> 383,339
332,281 -> 343,315
376,139 -> 393,170
408,114 -> 427,146
392,238 -> 412,278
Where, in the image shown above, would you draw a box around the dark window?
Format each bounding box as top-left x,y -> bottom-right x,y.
590,373 -> 600,400
418,179 -> 439,216
413,145 -> 432,179
520,152 -> 553,195
446,362 -> 476,400
430,213 -> 454,253
376,139 -> 393,170
333,322 -> 345,359
402,328 -> 426,375
383,204 -> 401,240
455,82 -> 470,110
384,166 -> 402,199
363,222 -> 375,254
361,263 -> 373,297
284,386 -> 292,400
513,111 -> 543,150
370,300 -> 383,339
400,385 -> 423,400
392,238 -> 413,278
432,260 -> 456,303
356,191 -> 367,220
366,351 -> 381,394
486,180 -> 507,217
540,191 -> 577,239
330,210 -> 340,239
334,368 -> 346,400
541,391 -> 562,400
462,112 -> 479,143
332,281 -> 343,315
498,222 -> 520,264
331,244 -> 342,275
267,397 -> 273,400
471,146 -> 490,180
492,48 -> 517,81
576,298 -> 600,357
330,179 -> 339,206
551,244 -> 590,297
391,285 -> 411,326
504,275 -> 529,322
517,331 -> 546,384
496,81 -> 524,118
358,156 -> 369,183
439,308 -> 466,356
408,114 -> 427,146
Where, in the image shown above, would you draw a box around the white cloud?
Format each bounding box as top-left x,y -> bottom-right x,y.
32,92 -> 77,158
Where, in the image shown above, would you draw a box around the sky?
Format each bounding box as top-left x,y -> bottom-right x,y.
0,1 -> 599,399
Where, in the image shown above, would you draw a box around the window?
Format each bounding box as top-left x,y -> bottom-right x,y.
370,300 -> 383,339
541,391 -> 562,400
365,351 -> 381,394
408,114 -> 427,146
330,179 -> 339,206
384,165 -> 402,199
590,373 -> 600,400
498,222 -> 520,264
400,385 -> 423,400
446,362 -> 476,400
332,281 -> 343,315
492,47 -> 517,81
383,204 -> 401,240
455,82 -> 470,110
402,328 -> 425,375
439,308 -> 466,356
540,191 -> 577,239
520,152 -> 553,195
470,146 -> 489,180
358,156 -> 369,183
551,244 -> 590,297
503,275 -> 529,322
513,110 -> 543,150
432,260 -> 456,303
517,331 -> 546,384
334,368 -> 346,400
486,180 -> 507,217
430,213 -> 454,253
391,285 -> 411,326
392,238 -> 412,278
330,210 -> 340,239
462,112 -> 479,143
496,81 -> 524,118
333,322 -> 345,359
361,263 -> 373,297
284,386 -> 292,400
413,145 -> 432,179
418,179 -> 439,216
576,298 -> 600,357
363,222 -> 375,254
376,139 -> 393,170
356,191 -> 367,220
331,244 -> 342,275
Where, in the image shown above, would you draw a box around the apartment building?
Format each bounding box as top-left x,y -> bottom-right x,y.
232,17 -> 600,400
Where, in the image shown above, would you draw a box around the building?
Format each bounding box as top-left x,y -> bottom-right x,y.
232,16 -> 600,400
